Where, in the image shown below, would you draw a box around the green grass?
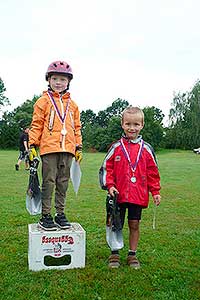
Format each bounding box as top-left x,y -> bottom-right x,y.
0,150 -> 200,300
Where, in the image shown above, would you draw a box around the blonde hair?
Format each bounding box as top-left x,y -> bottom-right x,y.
122,106 -> 144,124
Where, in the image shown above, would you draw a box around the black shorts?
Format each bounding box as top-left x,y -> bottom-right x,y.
119,202 -> 142,227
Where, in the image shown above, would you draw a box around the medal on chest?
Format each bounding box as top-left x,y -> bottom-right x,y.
120,138 -> 144,184
47,91 -> 70,144
131,176 -> 137,183
61,128 -> 67,136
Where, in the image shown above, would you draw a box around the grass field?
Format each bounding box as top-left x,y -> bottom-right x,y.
0,149 -> 200,300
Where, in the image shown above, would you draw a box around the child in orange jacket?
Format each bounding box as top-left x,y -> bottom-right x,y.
29,60 -> 82,230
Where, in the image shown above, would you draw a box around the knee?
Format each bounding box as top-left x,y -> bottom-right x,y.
128,220 -> 139,231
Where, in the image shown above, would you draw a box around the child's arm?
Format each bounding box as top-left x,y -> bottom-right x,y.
29,100 -> 45,147
146,149 -> 161,202
23,140 -> 29,152
73,106 -> 82,162
99,144 -> 117,191
73,106 -> 82,147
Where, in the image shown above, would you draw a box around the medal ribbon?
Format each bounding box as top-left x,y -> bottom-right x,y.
47,90 -> 70,126
120,138 -> 144,173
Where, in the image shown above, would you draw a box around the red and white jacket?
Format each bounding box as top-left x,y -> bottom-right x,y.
99,136 -> 161,208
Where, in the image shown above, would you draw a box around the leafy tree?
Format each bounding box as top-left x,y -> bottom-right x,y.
81,100 -> 164,152
0,77 -> 10,110
142,106 -> 164,149
0,95 -> 39,149
81,123 -> 97,150
107,117 -> 122,143
80,109 -> 97,130
81,99 -> 129,151
92,116 -> 122,152
165,80 -> 200,149
12,96 -> 39,129
96,98 -> 129,127
184,81 -> 200,148
168,92 -> 189,126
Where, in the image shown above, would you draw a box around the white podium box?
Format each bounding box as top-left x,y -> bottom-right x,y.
28,223 -> 86,271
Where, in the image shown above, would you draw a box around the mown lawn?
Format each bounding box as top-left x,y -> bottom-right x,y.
0,149 -> 199,300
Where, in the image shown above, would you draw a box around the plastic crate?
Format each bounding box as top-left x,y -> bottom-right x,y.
28,223 -> 86,271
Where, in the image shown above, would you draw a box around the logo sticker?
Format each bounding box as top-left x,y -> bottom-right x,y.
42,235 -> 74,245
115,156 -> 121,161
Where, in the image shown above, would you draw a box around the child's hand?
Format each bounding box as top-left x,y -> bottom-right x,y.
153,194 -> 161,206
75,149 -> 82,163
109,186 -> 119,197
75,146 -> 83,163
29,146 -> 37,162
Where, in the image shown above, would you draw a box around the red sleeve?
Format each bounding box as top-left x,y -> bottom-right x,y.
146,151 -> 161,196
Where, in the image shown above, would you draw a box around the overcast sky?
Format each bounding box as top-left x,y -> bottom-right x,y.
1,0 -> 200,123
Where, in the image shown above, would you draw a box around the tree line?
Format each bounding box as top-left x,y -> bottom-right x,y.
0,77 -> 200,151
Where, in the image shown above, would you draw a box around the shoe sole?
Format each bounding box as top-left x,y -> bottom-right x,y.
38,223 -> 57,231
109,263 -> 120,268
129,265 -> 140,269
55,222 -> 71,229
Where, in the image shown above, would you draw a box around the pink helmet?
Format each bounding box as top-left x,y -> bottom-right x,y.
45,61 -> 73,81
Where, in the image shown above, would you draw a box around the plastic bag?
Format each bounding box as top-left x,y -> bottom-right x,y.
70,159 -> 82,195
106,225 -> 124,251
26,191 -> 41,215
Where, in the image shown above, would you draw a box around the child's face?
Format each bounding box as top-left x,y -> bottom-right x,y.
122,112 -> 144,140
49,74 -> 69,93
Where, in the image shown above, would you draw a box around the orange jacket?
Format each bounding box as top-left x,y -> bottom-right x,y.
29,90 -> 82,156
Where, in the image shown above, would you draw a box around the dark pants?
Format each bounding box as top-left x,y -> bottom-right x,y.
41,152 -> 73,215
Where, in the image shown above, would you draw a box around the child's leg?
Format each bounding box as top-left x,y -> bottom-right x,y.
127,220 -> 140,268
38,153 -> 58,230
15,151 -> 23,170
17,159 -> 22,166
128,219 -> 140,251
127,204 -> 142,268
54,153 -> 73,229
41,153 -> 57,215
24,153 -> 30,169
55,153 -> 73,214
127,203 -> 142,251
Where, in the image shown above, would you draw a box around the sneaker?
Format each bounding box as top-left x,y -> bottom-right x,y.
55,213 -> 71,229
38,214 -> 57,231
108,254 -> 120,268
127,255 -> 140,269
15,164 -> 19,171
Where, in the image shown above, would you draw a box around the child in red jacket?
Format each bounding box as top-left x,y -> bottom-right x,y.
99,106 -> 161,268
